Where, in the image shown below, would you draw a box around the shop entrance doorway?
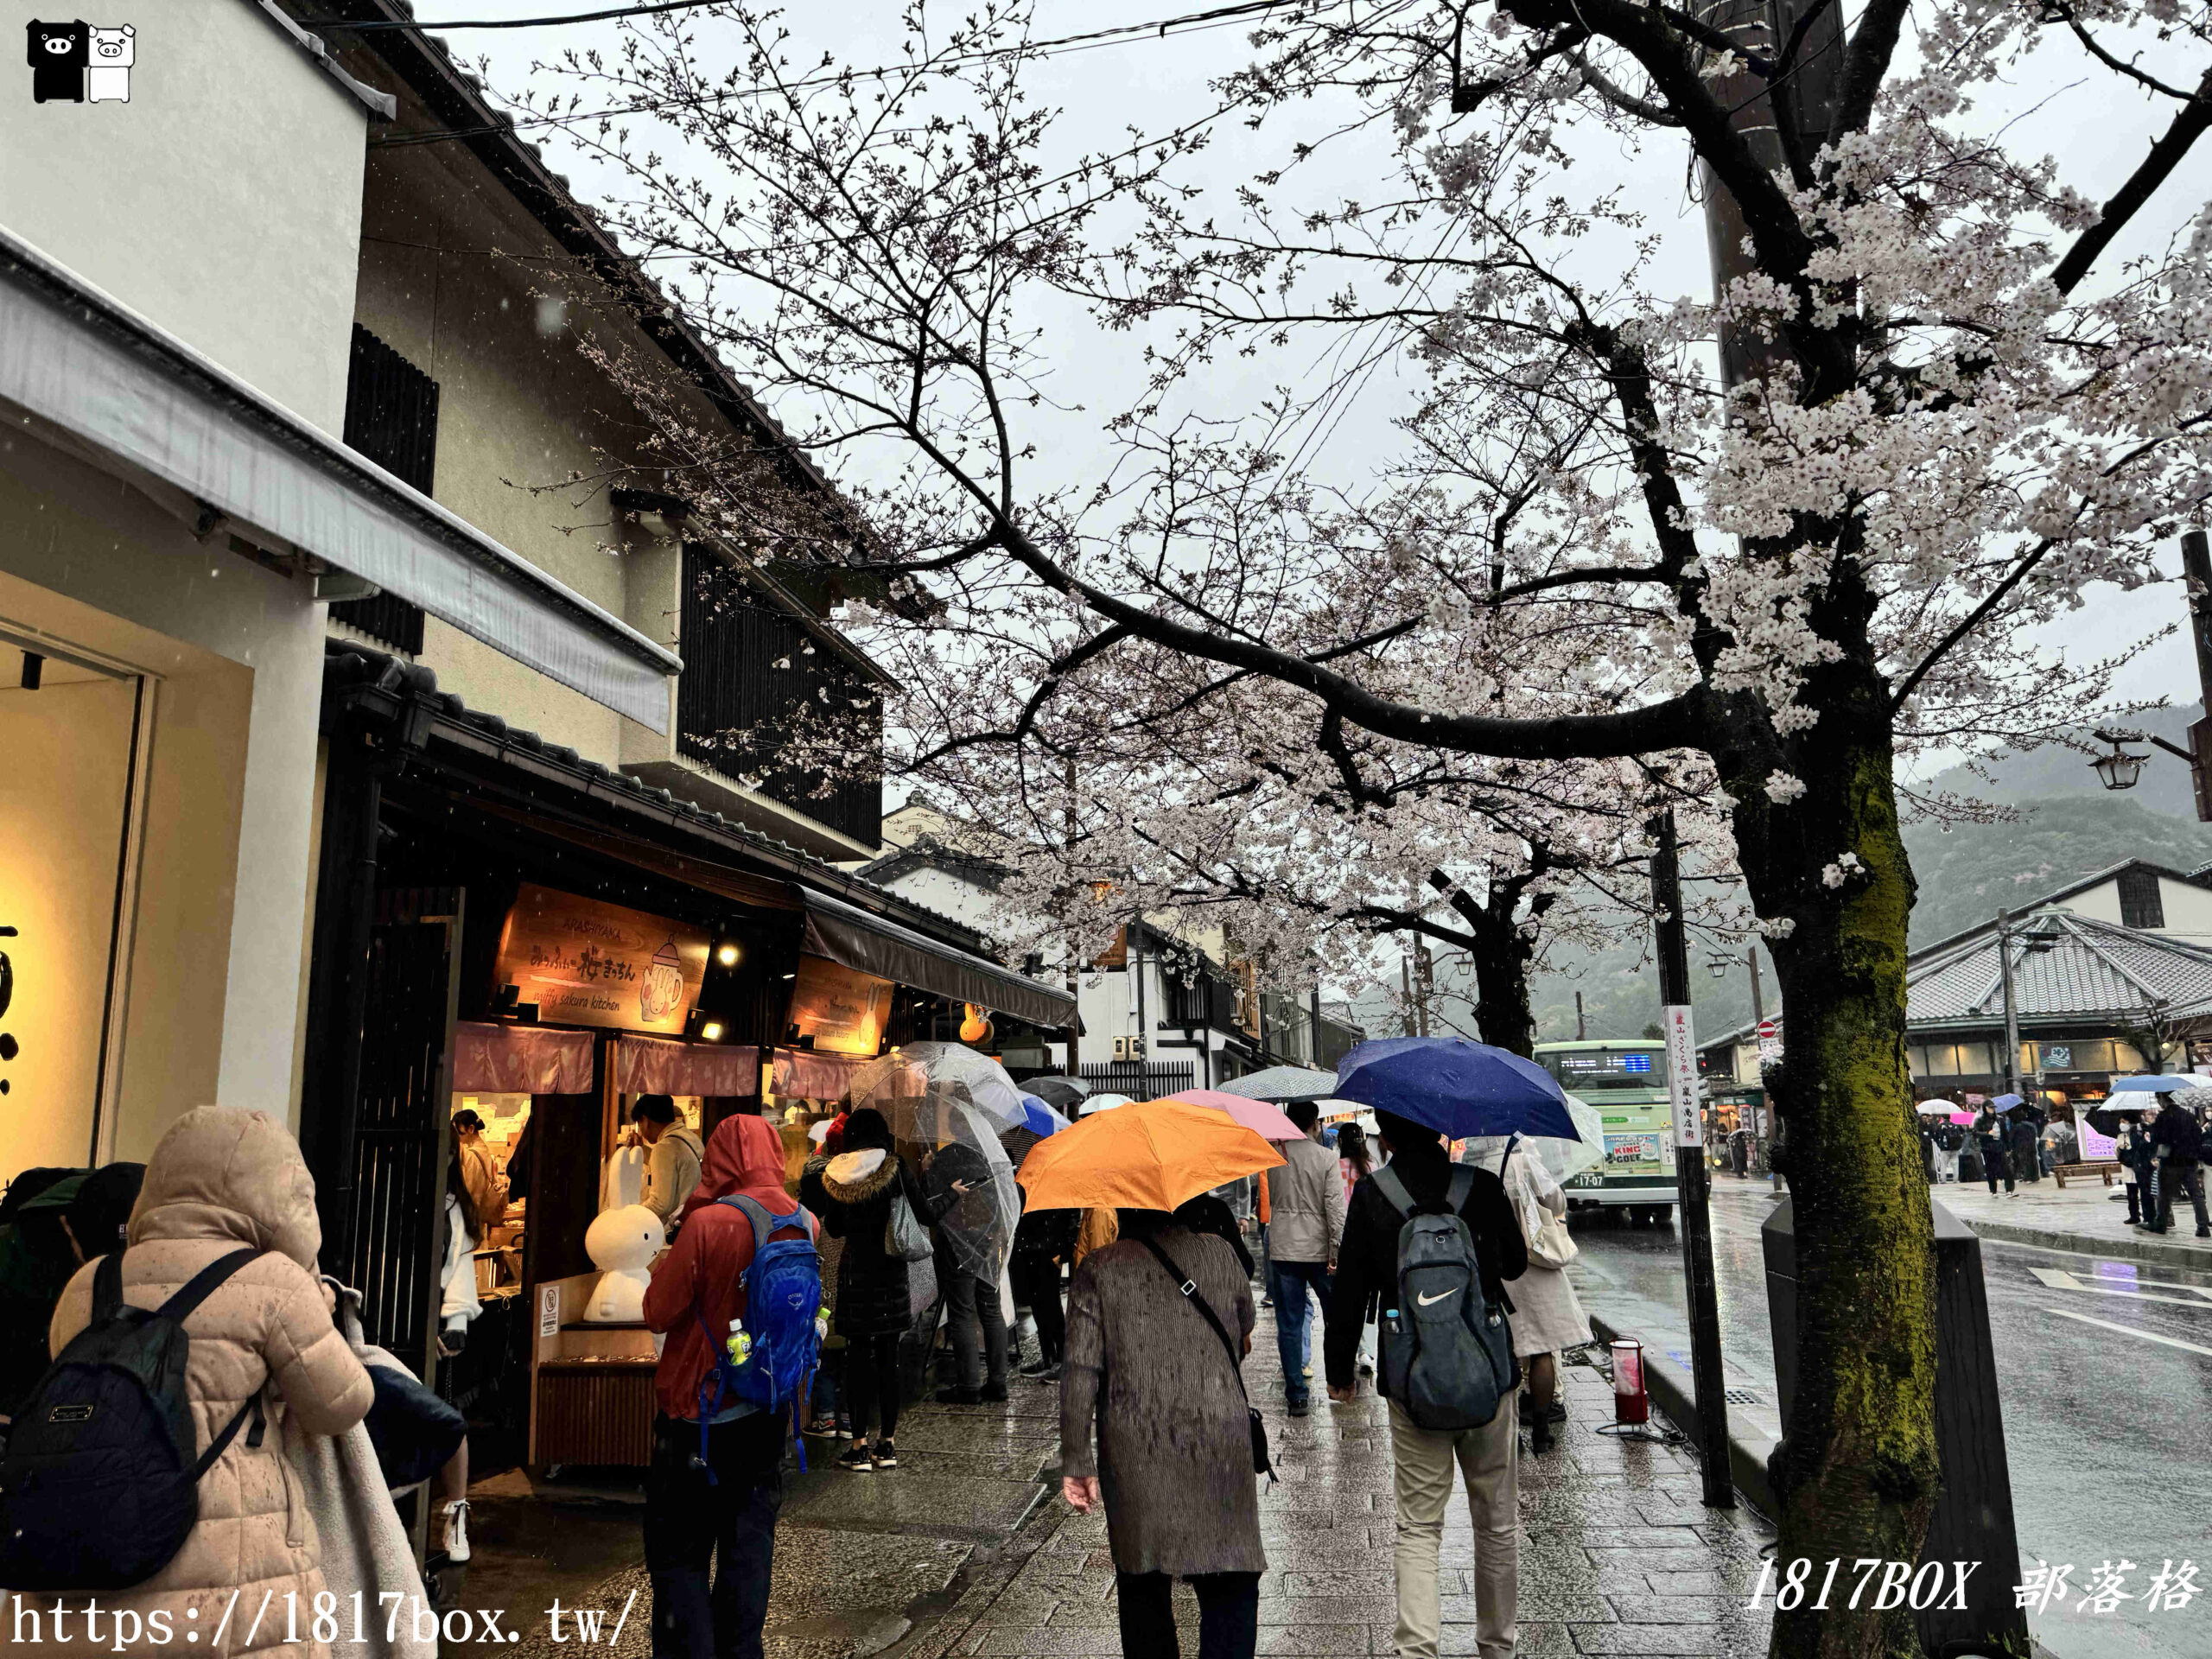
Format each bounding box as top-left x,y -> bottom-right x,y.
0,628 -> 149,1180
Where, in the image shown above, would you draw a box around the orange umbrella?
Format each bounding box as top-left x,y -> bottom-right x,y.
1017,1098 -> 1286,1212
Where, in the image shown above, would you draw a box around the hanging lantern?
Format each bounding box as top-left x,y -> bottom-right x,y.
1611,1338 -> 1649,1426
959,1002 -> 993,1046
2089,742 -> 2145,791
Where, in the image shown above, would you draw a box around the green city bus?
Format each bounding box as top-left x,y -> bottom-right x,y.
1531,1039 -> 1678,1224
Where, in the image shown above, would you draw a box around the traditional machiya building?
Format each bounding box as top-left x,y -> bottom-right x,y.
2,0 -> 1073,1471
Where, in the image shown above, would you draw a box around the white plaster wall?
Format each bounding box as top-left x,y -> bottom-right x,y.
2156,876 -> 2212,944
0,0 -> 370,435
2059,880 -> 2124,926
1077,969 -> 1133,1069
348,126 -> 724,766
0,429 -> 325,1166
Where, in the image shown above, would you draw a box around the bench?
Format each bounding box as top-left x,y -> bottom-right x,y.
2054,1161 -> 2121,1188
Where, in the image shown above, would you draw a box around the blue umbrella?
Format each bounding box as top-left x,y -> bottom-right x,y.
1020,1094 -> 1071,1138
1989,1094 -> 2025,1111
1334,1036 -> 1583,1142
2110,1074 -> 2196,1093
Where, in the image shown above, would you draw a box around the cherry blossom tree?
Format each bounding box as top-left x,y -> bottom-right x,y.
506,3 -> 2210,1650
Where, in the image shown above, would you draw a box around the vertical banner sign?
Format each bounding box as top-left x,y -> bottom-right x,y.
1663,1004 -> 1701,1147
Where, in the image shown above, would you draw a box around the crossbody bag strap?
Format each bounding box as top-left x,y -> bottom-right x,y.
1135,1236 -> 1248,1403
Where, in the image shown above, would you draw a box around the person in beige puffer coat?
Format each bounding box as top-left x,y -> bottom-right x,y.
37,1107 -> 375,1659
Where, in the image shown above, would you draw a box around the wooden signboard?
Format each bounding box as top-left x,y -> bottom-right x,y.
494,883 -> 707,1034
787,954 -> 891,1056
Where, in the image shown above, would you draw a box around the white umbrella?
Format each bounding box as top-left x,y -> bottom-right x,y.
1079,1091 -> 1135,1112
1916,1099 -> 1961,1116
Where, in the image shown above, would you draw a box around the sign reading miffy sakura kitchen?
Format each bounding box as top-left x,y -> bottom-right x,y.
493,884 -> 709,1035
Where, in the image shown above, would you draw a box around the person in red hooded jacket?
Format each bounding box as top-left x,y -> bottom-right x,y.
642,1114 -> 813,1659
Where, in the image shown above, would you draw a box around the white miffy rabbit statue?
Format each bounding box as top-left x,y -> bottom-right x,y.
582,1204 -> 665,1322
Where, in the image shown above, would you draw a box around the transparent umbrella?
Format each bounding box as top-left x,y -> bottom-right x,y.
862,1092 -> 1020,1283
1457,1093 -> 1607,1183
847,1042 -> 1027,1130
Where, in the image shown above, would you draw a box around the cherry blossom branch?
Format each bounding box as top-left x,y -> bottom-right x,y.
2050,66 -> 2212,296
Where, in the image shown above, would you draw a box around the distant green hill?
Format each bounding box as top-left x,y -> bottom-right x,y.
1525,714 -> 2212,1044
1900,793 -> 2212,945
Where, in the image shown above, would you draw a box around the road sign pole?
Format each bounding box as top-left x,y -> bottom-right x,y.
1650,810 -> 1735,1509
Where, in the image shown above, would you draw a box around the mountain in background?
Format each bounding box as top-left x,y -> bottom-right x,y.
1516,704 -> 2212,1044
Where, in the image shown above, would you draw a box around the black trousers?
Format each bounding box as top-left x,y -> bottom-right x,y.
843,1331 -> 903,1439
1985,1154 -> 2012,1194
1011,1255 -> 1065,1363
2152,1162 -> 2209,1233
645,1412 -> 784,1659
1116,1571 -> 1260,1659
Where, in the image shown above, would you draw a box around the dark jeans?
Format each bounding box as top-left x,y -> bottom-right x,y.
2126,1182 -> 2144,1224
645,1413 -> 784,1659
1011,1254 -> 1065,1363
943,1266 -> 1008,1389
1985,1154 -> 2012,1195
1116,1571 -> 1260,1659
1268,1258 -> 1332,1405
808,1350 -> 842,1422
2152,1162 -> 2210,1233
844,1332 -> 903,1440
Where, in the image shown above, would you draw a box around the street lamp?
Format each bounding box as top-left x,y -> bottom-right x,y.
1707,956 -> 1732,981
2089,735 -> 2148,791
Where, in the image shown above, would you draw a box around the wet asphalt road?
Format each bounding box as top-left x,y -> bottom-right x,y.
1563,1180 -> 2212,1659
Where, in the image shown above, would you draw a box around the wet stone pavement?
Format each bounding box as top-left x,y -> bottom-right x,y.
480,1298 -> 1775,1659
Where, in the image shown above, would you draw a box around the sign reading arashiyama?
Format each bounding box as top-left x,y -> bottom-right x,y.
493,883 -> 708,1035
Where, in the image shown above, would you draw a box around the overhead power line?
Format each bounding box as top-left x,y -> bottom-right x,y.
303,0 -> 1302,36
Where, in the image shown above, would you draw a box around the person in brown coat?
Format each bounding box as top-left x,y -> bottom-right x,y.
1060,1209 -> 1265,1659
40,1106 -> 375,1659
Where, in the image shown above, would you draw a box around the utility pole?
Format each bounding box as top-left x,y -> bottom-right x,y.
1401,955 -> 1416,1037
1651,810 -> 1733,1509
1747,946 -> 1780,1191
1575,990 -> 1586,1042
1997,909 -> 2022,1097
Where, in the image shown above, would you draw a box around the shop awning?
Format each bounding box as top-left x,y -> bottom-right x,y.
0,229 -> 680,731
799,888 -> 1074,1028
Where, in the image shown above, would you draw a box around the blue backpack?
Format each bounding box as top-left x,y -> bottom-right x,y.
694,1197 -> 821,1478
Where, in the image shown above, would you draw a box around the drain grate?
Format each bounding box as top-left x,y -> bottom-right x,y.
1724,1388 -> 1762,1406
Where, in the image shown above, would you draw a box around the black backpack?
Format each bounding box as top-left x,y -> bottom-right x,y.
1371,1166 -> 1517,1431
0,1248 -> 264,1591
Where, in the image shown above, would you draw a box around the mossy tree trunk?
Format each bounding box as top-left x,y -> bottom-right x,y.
1720,645 -> 1942,1659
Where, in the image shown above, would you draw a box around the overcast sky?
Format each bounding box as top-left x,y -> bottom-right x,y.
448,0 -> 2209,744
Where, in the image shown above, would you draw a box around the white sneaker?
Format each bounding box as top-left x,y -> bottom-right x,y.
441,1499 -> 470,1563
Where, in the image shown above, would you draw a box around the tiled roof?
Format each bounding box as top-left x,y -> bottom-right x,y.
1905,911 -> 2212,1026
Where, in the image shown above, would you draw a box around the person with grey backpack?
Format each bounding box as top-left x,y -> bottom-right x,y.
1325,1109 -> 1526,1659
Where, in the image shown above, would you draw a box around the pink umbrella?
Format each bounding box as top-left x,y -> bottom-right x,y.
1948,1109 -> 1976,1126
1158,1089 -> 1305,1142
